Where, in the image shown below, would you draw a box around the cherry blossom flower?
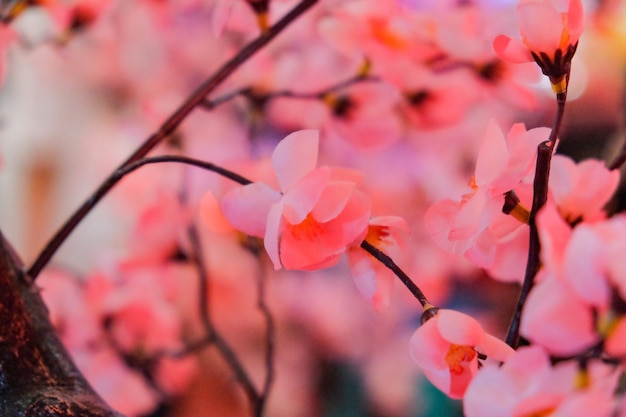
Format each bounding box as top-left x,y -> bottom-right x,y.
424,120 -> 547,280
464,345 -> 616,417
520,270 -> 598,356
409,308 -> 514,399
493,0 -> 585,93
548,155 -> 620,223
221,130 -> 372,270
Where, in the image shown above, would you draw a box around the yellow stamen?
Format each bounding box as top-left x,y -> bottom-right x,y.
509,203 -> 531,224
257,11 -> 269,34
364,225 -> 390,247
574,368 -> 590,390
445,344 -> 477,375
287,213 -> 323,241
357,58 -> 371,78
597,310 -> 620,338
550,77 -> 568,95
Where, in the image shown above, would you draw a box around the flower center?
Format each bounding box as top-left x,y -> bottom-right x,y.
444,344 -> 477,375
365,225 -> 390,247
288,213 -> 323,241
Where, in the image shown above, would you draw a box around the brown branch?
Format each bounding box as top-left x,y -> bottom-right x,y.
252,246 -> 275,413
199,73 -> 380,110
505,93 -> 566,348
27,0 -> 319,281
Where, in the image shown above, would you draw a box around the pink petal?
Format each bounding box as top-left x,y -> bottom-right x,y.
478,333 -> 514,362
281,167 -> 330,224
536,202 -> 571,271
424,199 -> 467,254
347,249 -> 377,302
347,248 -> 394,311
567,0 -> 585,45
517,2 -> 563,54
475,120 -> 508,187
562,225 -> 610,307
409,319 -> 450,373
221,183 -> 281,237
264,203 -> 285,270
199,191 -> 234,233
493,35 -> 533,64
311,181 -> 356,222
493,126 -> 549,193
521,277 -> 597,356
436,309 -> 485,346
463,366 -> 516,417
450,187 -> 497,242
272,130 -> 319,192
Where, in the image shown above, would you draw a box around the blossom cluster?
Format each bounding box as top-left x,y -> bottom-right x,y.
1,0 -> 626,416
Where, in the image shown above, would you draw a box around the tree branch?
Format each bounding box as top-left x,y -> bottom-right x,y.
27,0 -> 318,280
0,231 -> 125,416
505,94 -> 566,348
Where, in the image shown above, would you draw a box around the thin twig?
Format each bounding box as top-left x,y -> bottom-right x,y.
505,93 -> 566,348
27,0 -> 318,280
254,250 -> 275,413
199,74 -> 380,110
360,240 -> 430,308
187,224 -> 262,415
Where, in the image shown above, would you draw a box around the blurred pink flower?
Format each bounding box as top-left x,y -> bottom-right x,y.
494,0 -> 584,92
464,345 -> 615,417
221,130 -> 372,270
409,308 -> 514,399
521,271 -> 598,356
548,155 -> 620,223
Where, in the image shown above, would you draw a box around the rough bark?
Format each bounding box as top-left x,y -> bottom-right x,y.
0,231 -> 125,417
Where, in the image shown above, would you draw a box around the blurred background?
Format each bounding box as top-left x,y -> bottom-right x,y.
1,0 -> 625,416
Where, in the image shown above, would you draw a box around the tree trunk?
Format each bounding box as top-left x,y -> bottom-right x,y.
0,231 -> 125,417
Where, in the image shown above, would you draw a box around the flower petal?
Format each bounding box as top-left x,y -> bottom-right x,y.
221,183 -> 281,237
493,34 -> 532,64
475,120 -> 508,187
311,181 -> 355,223
264,203 -> 285,270
436,309 -> 485,346
272,130 -> 319,191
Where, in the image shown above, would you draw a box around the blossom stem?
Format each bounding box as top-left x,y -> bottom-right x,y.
505,93 -> 566,348
26,0 -> 318,281
360,240 -> 430,308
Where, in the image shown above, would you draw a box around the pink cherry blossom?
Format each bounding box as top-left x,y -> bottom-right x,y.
221,130 -> 372,270
549,155 -> 619,223
424,120 -> 547,279
494,0 -> 584,63
409,308 -> 514,399
520,271 -> 598,356
494,0 -> 584,92
464,345 -> 616,417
